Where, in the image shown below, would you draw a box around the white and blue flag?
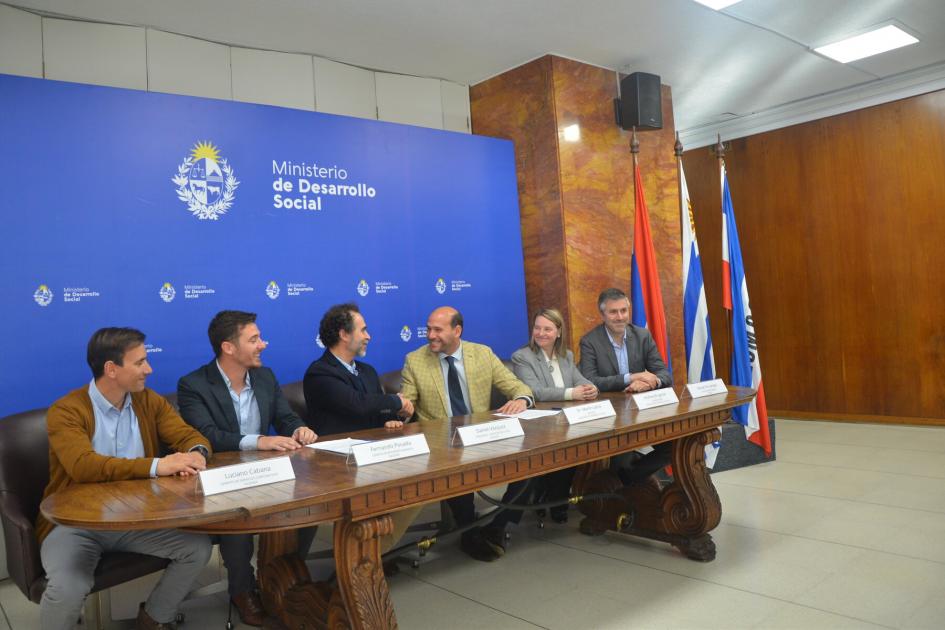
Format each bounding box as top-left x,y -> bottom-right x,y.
680,162 -> 720,468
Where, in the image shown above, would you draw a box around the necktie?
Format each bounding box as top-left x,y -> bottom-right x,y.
445,356 -> 469,415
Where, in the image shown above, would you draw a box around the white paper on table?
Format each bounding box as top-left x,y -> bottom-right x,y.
306,437 -> 370,455
494,409 -> 561,420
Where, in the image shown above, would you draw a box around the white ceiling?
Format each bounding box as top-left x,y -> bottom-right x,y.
10,0 -> 945,146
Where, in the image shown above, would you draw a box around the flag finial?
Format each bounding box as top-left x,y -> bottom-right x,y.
713,133 -> 725,159
630,126 -> 640,154
674,132 -> 683,157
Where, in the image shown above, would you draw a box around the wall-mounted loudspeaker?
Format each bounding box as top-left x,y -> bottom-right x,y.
615,72 -> 662,130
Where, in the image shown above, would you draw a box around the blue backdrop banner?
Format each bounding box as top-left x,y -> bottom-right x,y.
0,73 -> 527,416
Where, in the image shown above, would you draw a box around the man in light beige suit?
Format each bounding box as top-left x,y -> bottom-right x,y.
401,306 -> 533,561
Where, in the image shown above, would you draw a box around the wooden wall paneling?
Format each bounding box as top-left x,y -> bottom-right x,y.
684,90 -> 945,423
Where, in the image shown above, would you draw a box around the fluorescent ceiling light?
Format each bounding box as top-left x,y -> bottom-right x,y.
692,0 -> 742,9
815,25 -> 918,63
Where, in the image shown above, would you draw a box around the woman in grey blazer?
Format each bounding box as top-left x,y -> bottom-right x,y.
510,308 -> 598,522
511,308 -> 598,402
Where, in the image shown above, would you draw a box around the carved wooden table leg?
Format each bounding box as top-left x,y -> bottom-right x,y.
334,515 -> 398,630
577,429 -> 722,561
258,528 -> 344,629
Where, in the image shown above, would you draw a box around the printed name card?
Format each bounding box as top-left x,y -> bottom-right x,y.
683,379 -> 728,399
456,418 -> 524,446
563,400 -> 617,424
197,457 -> 295,496
631,387 -> 680,410
351,434 -> 430,466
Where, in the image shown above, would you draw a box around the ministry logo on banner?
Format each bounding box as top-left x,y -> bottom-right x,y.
172,141 -> 239,220
33,284 -> 53,307
400,326 -> 412,342
159,282 -> 176,303
265,281 -> 280,300
435,278 -> 447,294
357,279 -> 370,297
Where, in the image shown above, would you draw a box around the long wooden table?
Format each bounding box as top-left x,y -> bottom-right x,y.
42,387 -> 755,629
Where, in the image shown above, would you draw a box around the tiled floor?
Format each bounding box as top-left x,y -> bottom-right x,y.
3,419 -> 944,629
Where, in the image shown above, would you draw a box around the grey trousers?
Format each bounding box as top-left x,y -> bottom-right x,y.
40,525 -> 212,630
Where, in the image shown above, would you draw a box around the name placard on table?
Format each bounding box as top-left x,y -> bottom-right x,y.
455,418 -> 524,446
350,434 -> 430,466
563,400 -> 616,424
683,378 -> 728,399
197,456 -> 295,496
307,437 -> 369,455
630,387 -> 680,410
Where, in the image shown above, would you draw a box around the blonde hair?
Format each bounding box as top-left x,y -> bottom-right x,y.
528,308 -> 566,358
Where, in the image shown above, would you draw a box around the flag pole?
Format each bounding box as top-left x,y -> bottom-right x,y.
673,131 -> 683,230
713,133 -> 732,383
674,131 -> 684,267
630,125 -> 640,328
631,124 -> 640,305
674,133 -> 687,385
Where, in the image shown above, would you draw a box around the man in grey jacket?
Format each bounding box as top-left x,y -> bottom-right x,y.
578,287 -> 671,393
578,288 -> 672,485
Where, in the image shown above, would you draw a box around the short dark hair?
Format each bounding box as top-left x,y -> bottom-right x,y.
319,303 -> 360,349
598,288 -> 629,312
87,327 -> 146,379
450,309 -> 463,329
208,310 -> 257,357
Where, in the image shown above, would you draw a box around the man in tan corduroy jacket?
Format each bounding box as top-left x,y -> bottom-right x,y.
400,306 -> 533,563
38,327 -> 213,630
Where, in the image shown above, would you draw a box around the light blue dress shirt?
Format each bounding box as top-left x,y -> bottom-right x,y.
332,352 -> 359,375
609,329 -> 662,387
216,362 -> 263,451
88,380 -> 158,477
438,345 -> 471,416
609,331 -> 632,386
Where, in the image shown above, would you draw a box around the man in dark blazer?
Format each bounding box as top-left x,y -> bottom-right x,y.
578,288 -> 672,484
303,302 -> 413,436
177,310 -> 316,627
303,303 -> 417,557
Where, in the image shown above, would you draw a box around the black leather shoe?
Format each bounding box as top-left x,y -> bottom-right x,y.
383,559 -> 401,577
550,507 -> 569,524
460,528 -> 501,562
480,525 -> 507,554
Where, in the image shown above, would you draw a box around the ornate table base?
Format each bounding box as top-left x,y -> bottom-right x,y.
257,515 -> 397,629
576,429 -> 722,561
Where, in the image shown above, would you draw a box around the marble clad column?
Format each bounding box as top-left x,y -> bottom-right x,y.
470,55 -> 686,381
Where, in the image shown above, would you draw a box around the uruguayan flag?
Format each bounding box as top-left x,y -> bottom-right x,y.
680,162 -> 719,467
